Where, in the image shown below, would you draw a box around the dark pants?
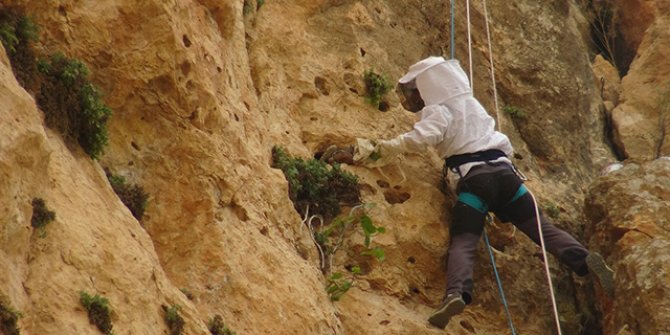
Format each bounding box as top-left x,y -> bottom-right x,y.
446,163 -> 589,303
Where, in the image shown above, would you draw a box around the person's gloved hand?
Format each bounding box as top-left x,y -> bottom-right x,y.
353,136 -> 406,168
375,136 -> 407,160
353,138 -> 378,165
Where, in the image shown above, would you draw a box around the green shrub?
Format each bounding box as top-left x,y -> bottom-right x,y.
243,0 -> 265,15
0,296 -> 22,335
359,215 -> 386,261
363,70 -> 392,109
37,53 -> 111,160
0,7 -> 40,92
503,105 -> 526,119
163,304 -> 185,335
325,271 -> 355,301
271,146 -> 360,218
208,315 -> 236,335
544,202 -> 560,219
31,198 -> 55,237
316,209 -> 385,300
105,169 -> 149,221
79,291 -> 113,335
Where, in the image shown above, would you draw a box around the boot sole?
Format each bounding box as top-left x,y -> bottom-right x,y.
428,298 -> 465,329
586,253 -> 615,298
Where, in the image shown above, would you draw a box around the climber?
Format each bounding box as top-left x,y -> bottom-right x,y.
357,56 -> 615,329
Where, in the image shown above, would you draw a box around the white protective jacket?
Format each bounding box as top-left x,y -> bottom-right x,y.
381,57 -> 513,177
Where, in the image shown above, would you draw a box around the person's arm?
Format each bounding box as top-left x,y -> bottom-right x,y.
376,106 -> 450,157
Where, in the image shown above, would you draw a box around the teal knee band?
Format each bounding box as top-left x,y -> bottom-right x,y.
458,192 -> 488,213
508,184 -> 528,205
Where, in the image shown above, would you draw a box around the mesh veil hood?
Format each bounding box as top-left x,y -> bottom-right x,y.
399,56 -> 472,106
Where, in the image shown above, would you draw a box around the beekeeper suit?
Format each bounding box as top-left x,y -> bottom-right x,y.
359,56 -> 614,329
366,56 -> 513,177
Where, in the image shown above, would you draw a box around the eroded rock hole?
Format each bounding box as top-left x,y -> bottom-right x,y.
314,76 -> 329,95
182,34 -> 192,47
376,180 -> 390,188
378,100 -> 390,112
383,189 -> 411,204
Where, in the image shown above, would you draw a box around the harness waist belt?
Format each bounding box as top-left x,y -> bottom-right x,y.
445,149 -> 507,169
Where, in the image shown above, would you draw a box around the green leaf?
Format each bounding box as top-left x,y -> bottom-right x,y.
351,265 -> 362,275
361,247 -> 386,261
361,216 -> 376,235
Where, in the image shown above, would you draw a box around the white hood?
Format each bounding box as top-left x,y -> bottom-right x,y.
399,56 -> 472,106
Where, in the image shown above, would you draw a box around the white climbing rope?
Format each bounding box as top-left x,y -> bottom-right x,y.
479,1 -> 563,333
530,190 -> 563,335
482,0 -> 501,128
466,0 -> 474,90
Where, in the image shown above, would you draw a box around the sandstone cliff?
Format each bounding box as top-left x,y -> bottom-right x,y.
0,1 -> 668,334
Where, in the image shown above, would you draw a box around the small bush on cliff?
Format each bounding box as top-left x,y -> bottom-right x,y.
105,169 -> 149,221
503,105 -> 526,119
208,315 -> 236,335
163,304 -> 185,335
79,291 -> 113,335
0,296 -> 22,335
364,69 -> 392,110
243,0 -> 264,15
31,197 -> 55,237
37,53 -> 111,160
0,6 -> 40,92
544,202 -> 560,219
314,207 -> 385,300
271,146 -> 360,218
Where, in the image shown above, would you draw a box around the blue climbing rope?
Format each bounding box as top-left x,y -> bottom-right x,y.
483,227 -> 518,335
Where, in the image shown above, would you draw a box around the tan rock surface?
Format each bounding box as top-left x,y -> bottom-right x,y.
0,0 -> 669,334
586,159 -> 670,335
0,47 -> 208,334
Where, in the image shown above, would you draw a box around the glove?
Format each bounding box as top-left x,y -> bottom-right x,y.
353,136 -> 407,168
376,136 -> 407,160
353,138 -> 377,164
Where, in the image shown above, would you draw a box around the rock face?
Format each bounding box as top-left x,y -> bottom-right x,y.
586,160 -> 670,335
0,0 -> 668,334
610,0 -> 670,159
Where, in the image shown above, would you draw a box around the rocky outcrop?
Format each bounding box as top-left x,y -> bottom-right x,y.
586,159 -> 670,335
0,48 -> 209,334
609,0 -> 670,159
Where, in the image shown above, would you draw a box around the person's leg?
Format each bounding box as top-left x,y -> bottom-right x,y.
429,197 -> 486,329
445,199 -> 487,302
500,190 -> 614,296
503,192 -> 589,274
